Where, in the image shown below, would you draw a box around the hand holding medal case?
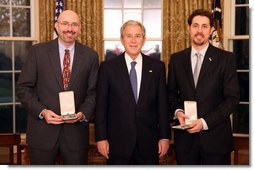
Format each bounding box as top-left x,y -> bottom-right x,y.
172,101 -> 197,130
59,91 -> 77,120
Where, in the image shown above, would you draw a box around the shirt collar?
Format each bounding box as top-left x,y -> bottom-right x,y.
124,53 -> 142,65
191,43 -> 209,58
58,39 -> 75,52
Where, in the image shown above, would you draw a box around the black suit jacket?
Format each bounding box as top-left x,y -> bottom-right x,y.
16,38 -> 99,151
95,53 -> 171,158
167,44 -> 239,154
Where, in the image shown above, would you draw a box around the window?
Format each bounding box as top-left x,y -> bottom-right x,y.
0,0 -> 39,133
224,0 -> 249,134
104,0 -> 162,61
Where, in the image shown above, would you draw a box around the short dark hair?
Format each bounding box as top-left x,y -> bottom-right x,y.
187,9 -> 214,27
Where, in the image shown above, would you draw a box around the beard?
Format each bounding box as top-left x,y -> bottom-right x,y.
192,33 -> 208,46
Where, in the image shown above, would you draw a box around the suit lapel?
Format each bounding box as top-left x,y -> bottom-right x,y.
116,54 -> 137,104
182,48 -> 196,90
197,44 -> 215,87
68,43 -> 83,89
48,39 -> 63,89
137,55 -> 151,105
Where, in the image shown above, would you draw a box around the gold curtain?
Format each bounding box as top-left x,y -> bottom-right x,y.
38,0 -> 224,66
162,0 -> 215,74
39,0 -> 55,42
39,0 -> 103,62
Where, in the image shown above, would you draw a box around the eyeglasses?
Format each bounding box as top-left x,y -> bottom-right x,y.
58,21 -> 80,28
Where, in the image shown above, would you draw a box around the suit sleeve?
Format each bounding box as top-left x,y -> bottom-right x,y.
16,45 -> 45,118
158,63 -> 171,140
94,62 -> 109,141
203,52 -> 240,128
167,54 -> 182,119
78,52 -> 99,122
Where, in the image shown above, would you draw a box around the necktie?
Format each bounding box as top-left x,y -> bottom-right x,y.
193,53 -> 202,87
63,49 -> 70,90
130,61 -> 137,102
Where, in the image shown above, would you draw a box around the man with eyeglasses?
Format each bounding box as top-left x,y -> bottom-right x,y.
16,10 -> 99,164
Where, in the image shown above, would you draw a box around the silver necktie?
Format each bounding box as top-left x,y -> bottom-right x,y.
193,53 -> 202,87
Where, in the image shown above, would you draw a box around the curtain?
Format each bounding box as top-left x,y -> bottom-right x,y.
38,0 -> 224,66
162,0 -> 220,75
39,0 -> 55,42
39,0 -> 103,62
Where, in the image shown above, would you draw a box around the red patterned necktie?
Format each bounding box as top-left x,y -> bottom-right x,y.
63,49 -> 70,90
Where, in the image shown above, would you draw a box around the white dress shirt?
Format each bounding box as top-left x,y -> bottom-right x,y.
125,53 -> 142,100
58,40 -> 75,72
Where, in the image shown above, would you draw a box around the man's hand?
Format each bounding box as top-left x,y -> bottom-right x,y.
176,111 -> 190,125
64,112 -> 84,123
187,118 -> 203,133
158,139 -> 170,158
42,109 -> 64,124
96,140 -> 109,159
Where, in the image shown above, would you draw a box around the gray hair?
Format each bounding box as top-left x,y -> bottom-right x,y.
120,20 -> 146,37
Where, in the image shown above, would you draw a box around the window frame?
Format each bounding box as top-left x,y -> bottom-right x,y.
223,0 -> 249,135
103,0 -> 163,60
0,0 -> 39,135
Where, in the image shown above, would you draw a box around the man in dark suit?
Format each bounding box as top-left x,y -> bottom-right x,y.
95,20 -> 171,165
16,10 -> 99,164
167,9 -> 239,165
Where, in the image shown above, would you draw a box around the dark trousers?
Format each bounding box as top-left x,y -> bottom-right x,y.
29,127 -> 88,165
175,134 -> 231,165
107,144 -> 159,165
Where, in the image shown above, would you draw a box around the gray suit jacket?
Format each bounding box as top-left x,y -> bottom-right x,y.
16,38 -> 99,151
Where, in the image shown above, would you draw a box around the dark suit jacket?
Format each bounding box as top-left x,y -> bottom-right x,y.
16,38 -> 99,152
167,44 -> 239,154
95,52 -> 171,158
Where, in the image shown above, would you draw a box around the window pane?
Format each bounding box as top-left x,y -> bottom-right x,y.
123,9 -> 142,23
143,9 -> 161,38
16,104 -> 27,133
0,73 -> 13,103
233,104 -> 249,134
13,7 -> 31,37
15,73 -> 20,102
0,0 -> 9,5
238,72 -> 249,102
233,40 -> 249,69
142,41 -> 161,60
144,0 -> 161,8
0,105 -> 13,133
235,7 -> 249,35
0,41 -> 12,71
104,10 -> 122,38
15,41 -> 32,70
0,7 -> 10,36
12,0 -> 30,6
104,41 -> 124,60
105,0 -> 121,8
235,0 -> 249,4
124,0 -> 141,8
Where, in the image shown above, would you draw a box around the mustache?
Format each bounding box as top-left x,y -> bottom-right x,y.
63,30 -> 76,35
194,33 -> 204,38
